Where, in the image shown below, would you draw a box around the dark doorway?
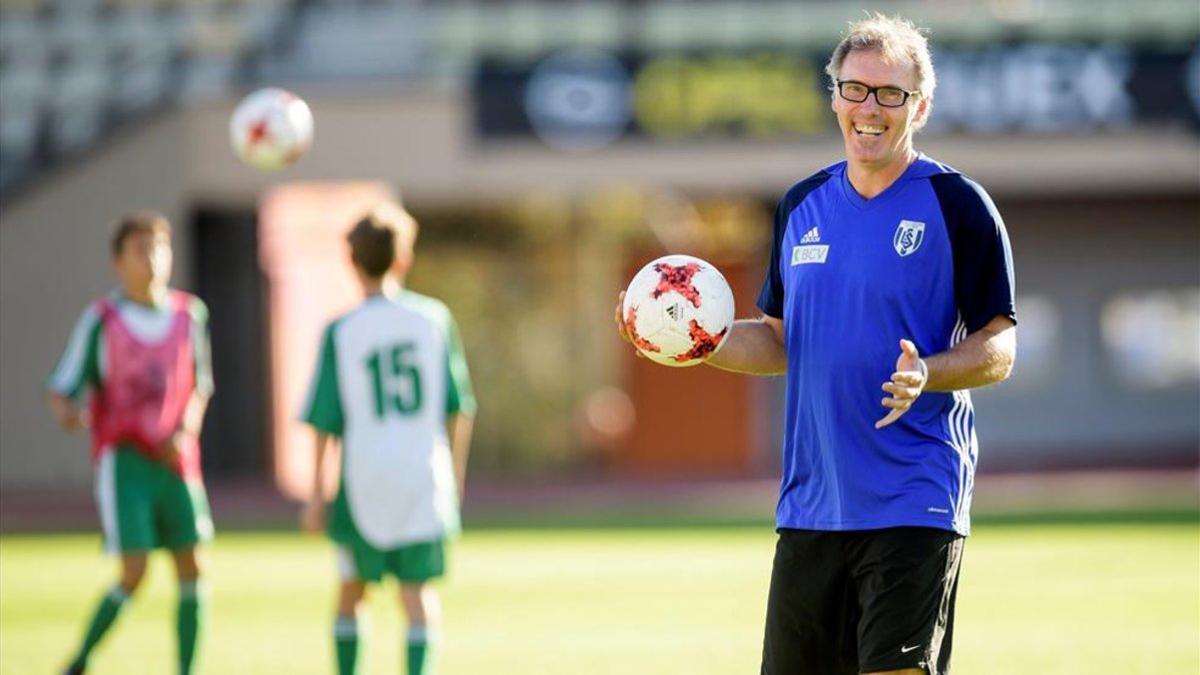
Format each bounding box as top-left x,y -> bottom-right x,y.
193,208 -> 269,480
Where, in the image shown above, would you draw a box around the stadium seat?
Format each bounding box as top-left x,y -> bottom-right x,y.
48,0 -> 104,18
47,62 -> 109,153
0,66 -> 43,165
0,12 -> 48,67
235,1 -> 288,45
106,9 -> 175,111
46,14 -> 110,67
0,0 -> 47,14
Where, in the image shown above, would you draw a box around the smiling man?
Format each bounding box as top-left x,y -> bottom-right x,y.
740,15 -> 1017,675
616,13 -> 1018,675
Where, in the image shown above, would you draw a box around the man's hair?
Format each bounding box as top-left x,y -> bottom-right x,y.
346,202 -> 419,278
110,210 -> 171,256
825,13 -> 937,102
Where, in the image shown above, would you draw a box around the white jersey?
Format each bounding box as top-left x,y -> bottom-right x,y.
302,291 -> 475,549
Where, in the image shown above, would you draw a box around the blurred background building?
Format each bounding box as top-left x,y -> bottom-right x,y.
1,0 -> 1197,507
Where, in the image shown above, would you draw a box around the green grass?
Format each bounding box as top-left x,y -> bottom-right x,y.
1,523 -> 1196,674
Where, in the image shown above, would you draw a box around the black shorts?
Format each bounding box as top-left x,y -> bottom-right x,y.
760,527 -> 964,675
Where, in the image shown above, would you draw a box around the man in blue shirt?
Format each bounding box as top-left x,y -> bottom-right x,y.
618,14 -> 1016,675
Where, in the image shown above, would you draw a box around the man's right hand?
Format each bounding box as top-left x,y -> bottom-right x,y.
300,499 -> 326,534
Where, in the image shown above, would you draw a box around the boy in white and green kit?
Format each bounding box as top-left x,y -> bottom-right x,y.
301,202 -> 476,675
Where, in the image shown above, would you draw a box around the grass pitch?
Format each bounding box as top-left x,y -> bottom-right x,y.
1,521 -> 1196,674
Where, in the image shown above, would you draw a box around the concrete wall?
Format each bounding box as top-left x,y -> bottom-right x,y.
0,114 -> 191,488
972,195 -> 1200,466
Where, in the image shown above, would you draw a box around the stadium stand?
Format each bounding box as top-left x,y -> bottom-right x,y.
1,0 -> 1195,194
0,0 -> 294,193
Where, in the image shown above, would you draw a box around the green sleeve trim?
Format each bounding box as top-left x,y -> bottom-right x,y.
443,312 -> 476,417
47,305 -> 103,400
303,322 -> 345,436
187,295 -> 209,324
399,291 -> 475,417
188,296 -> 215,398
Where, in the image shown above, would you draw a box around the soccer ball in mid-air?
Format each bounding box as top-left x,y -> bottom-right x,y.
229,88 -> 314,171
621,254 -> 735,367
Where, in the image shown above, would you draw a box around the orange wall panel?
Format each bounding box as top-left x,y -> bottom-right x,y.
618,259 -> 770,477
258,182 -> 395,500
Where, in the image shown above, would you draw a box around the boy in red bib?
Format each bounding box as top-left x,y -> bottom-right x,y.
48,211 -> 213,675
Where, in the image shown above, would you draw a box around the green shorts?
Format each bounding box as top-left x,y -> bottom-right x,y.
328,484 -> 446,583
95,447 -> 213,554
337,539 -> 446,584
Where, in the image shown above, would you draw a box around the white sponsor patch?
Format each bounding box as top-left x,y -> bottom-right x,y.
791,245 -> 829,265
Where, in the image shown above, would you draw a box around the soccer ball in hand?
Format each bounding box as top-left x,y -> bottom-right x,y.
229,88 -> 314,171
621,254 -> 735,367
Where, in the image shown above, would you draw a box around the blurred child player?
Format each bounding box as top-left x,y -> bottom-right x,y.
301,202 -> 476,675
48,211 -> 214,675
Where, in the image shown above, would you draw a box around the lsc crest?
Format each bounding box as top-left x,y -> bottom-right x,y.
893,220 -> 925,257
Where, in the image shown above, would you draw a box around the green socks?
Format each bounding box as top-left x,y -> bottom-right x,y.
406,625 -> 432,675
333,617 -> 434,675
334,615 -> 359,675
70,586 -> 129,669
70,581 -> 204,673
177,581 -> 205,675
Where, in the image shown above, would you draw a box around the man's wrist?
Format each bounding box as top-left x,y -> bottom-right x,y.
917,358 -> 929,382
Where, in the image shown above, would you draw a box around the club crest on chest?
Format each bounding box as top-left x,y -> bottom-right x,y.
893,220 -> 925,257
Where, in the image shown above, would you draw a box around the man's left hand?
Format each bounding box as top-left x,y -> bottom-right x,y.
875,339 -> 927,430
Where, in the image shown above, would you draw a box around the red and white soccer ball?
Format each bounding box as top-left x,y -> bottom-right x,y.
621,254 -> 735,367
229,88 -> 314,171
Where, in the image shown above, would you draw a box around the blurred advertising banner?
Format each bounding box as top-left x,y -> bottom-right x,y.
259,182 -> 395,500
473,42 -> 1200,148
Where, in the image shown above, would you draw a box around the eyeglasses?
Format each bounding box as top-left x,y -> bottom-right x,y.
836,80 -> 919,108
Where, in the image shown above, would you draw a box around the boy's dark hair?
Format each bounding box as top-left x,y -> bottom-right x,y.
111,210 -> 171,257
346,203 -> 418,278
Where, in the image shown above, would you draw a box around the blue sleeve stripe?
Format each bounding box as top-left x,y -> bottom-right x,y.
757,171 -> 834,318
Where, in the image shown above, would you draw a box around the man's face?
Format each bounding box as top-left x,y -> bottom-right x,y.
114,230 -> 172,291
831,49 -> 929,170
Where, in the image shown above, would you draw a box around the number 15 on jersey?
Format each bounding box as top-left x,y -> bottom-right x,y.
365,343 -> 423,418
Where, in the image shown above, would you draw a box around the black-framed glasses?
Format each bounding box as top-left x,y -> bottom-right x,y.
836,80 -> 919,108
